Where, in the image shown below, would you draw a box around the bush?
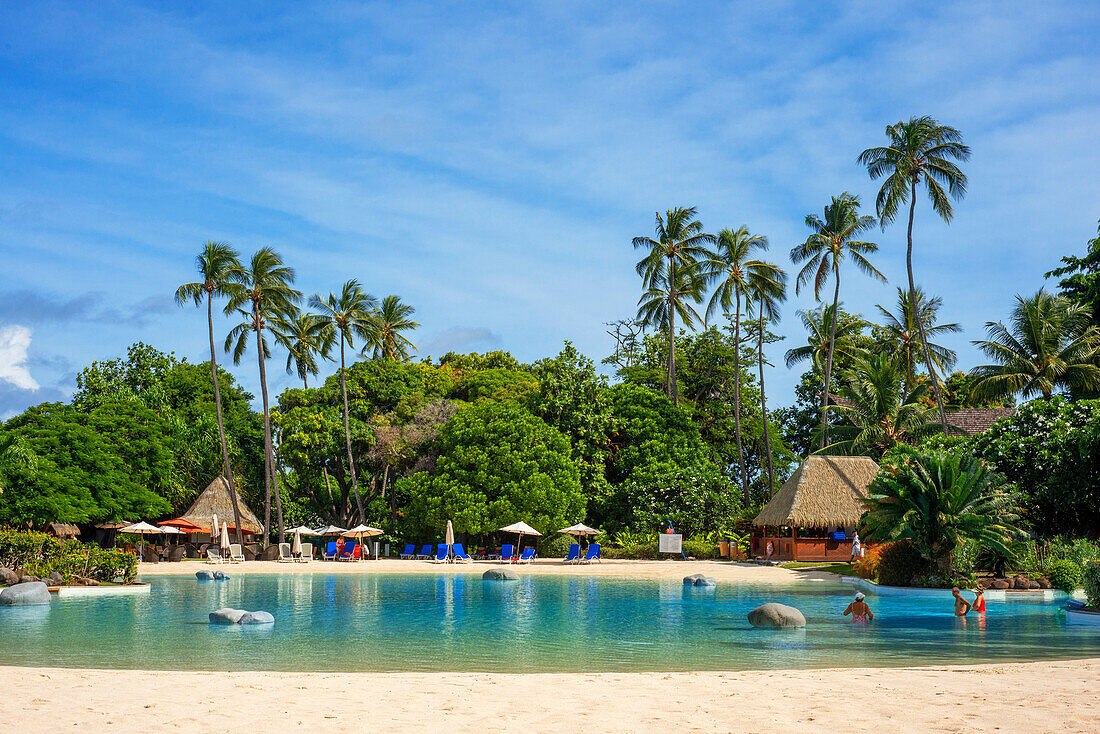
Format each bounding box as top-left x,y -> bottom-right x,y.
1048,559 -> 1083,593
0,529 -> 137,584
853,544 -> 884,580
1084,562 -> 1100,608
1042,537 -> 1100,571
952,538 -> 980,576
876,540 -> 928,587
682,538 -> 716,559
0,529 -> 49,569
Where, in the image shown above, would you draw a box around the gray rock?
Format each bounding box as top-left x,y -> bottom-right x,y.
19,575 -> 39,585
213,571 -> 229,580
48,572 -> 64,585
0,581 -> 52,606
693,577 -> 717,587
195,570 -> 215,580
683,574 -> 705,585
482,568 -> 520,581
209,607 -> 248,624
747,602 -> 806,629
238,611 -> 275,625
0,566 -> 18,586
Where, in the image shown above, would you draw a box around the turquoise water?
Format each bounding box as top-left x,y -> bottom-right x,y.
0,574 -> 1095,672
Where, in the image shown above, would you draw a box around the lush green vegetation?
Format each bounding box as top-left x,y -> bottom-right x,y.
0,530 -> 137,584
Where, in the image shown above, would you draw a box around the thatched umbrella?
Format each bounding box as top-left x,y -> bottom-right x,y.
341,524 -> 383,561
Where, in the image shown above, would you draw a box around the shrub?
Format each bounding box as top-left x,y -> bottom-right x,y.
0,529 -> 137,584
1048,559 -> 1083,593
0,529 -> 49,569
952,538 -> 980,576
1084,562 -> 1100,608
1042,537 -> 1100,571
682,538 -> 716,559
853,543 -> 884,580
876,540 -> 927,587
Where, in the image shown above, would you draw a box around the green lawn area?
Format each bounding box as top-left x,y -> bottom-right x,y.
780,561 -> 861,577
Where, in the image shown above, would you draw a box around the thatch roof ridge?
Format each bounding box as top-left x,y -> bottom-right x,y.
178,475 -> 263,534
753,455 -> 881,529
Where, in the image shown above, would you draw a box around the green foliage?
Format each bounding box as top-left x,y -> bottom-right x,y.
941,371 -> 1014,410
1045,220 -> 1100,335
456,368 -> 538,404
1042,536 -> 1100,571
0,530 -> 137,584
952,537 -> 980,576
622,463 -> 741,536
1083,562 -> 1100,607
875,539 -> 928,587
1047,559 -> 1083,593
437,350 -> 526,375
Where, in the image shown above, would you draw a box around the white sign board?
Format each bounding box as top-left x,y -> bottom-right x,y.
658,533 -> 682,554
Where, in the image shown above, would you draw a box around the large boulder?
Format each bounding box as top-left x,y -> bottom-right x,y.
0,566 -> 18,586
209,607 -> 248,624
0,581 -> 52,606
238,611 -> 275,625
694,577 -> 717,587
19,575 -> 39,585
48,571 -> 64,586
748,603 -> 806,629
989,579 -> 1010,590
483,568 -> 520,581
683,574 -> 704,585
195,570 -> 215,580
213,571 -> 230,581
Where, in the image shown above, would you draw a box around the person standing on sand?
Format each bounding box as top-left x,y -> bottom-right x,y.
952,587 -> 972,616
843,591 -> 873,622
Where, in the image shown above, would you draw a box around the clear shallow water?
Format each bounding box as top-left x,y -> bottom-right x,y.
0,574 -> 1095,672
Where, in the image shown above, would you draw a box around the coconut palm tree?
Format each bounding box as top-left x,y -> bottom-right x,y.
874,287 -> 960,391
746,261 -> 787,495
310,280 -> 377,522
701,226 -> 777,501
174,241 -> 248,544
969,290 -> 1100,401
823,353 -> 942,458
790,193 -> 885,449
224,248 -> 301,549
367,295 -> 420,361
633,207 -> 716,405
859,116 -> 971,431
272,312 -> 334,388
636,262 -> 708,401
784,304 -> 871,373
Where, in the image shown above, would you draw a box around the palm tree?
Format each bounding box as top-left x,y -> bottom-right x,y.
225,248 -> 301,549
746,261 -> 787,495
636,262 -> 707,400
784,304 -> 870,373
790,193 -> 885,449
633,207 -> 716,405
174,241 -> 248,544
311,280 -> 378,523
367,295 -> 420,361
859,116 -> 971,431
702,226 -> 777,501
822,353 -> 941,458
863,450 -> 1023,577
970,290 -> 1100,401
272,312 -> 334,388
874,287 -> 960,391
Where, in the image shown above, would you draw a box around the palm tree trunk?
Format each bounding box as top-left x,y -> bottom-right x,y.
820,273 -> 841,450
668,256 -> 678,406
254,317 -> 274,550
207,294 -> 245,546
271,424 -> 284,543
339,338 -> 366,522
907,181 -> 949,431
757,303 -> 775,496
732,296 -> 748,502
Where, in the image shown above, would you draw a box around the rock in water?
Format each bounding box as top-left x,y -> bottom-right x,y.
693,577 -> 717,587
209,607 -> 247,624
213,571 -> 229,580
238,611 -> 275,625
195,570 -> 214,580
683,574 -> 704,585
482,568 -> 520,581
0,581 -> 52,606
747,603 -> 806,629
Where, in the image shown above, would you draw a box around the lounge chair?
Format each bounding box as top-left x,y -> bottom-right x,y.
452,543 -> 473,563
323,541 -> 338,561
563,544 -> 581,564
228,544 -> 245,563
516,548 -> 536,564
432,543 -> 449,562
581,543 -> 601,563
276,543 -> 294,562
416,544 -> 433,560
205,548 -> 223,564
500,543 -> 515,563
296,543 -> 313,563
399,543 -> 416,559
339,542 -> 358,561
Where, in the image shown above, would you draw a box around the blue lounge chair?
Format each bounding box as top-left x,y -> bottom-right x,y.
500,543 -> 515,563
517,548 -> 536,564
582,543 -> 601,563
416,544 -> 433,560
339,542 -> 358,561
563,544 -> 580,563
432,543 -> 449,562
399,544 -> 415,559
323,541 -> 338,561
452,543 -> 473,563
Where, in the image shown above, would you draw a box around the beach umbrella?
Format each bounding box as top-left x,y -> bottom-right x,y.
341,524 -> 383,561
558,522 -> 601,548
314,525 -> 347,536
499,521 -> 542,554
160,525 -> 182,547
291,529 -> 302,558
287,525 -> 320,536
121,521 -> 164,556
445,520 -> 454,559
220,521 -> 231,554
212,514 -> 220,544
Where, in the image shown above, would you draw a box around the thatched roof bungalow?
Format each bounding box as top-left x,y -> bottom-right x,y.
170,475 -> 263,535
752,455 -> 880,561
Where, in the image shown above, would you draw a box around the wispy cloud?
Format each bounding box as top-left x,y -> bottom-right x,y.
0,325 -> 39,391
0,291 -> 173,327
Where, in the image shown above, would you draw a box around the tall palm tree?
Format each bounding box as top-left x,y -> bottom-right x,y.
874,287 -> 960,391
970,290 -> 1100,401
225,248 -> 301,549
272,312 -> 334,388
310,280 -> 378,522
633,207 -> 716,405
636,262 -> 707,400
174,241 -> 248,545
859,116 -> 971,431
784,304 -> 870,373
702,226 -> 777,501
367,295 -> 420,361
746,261 -> 787,495
790,192 -> 885,449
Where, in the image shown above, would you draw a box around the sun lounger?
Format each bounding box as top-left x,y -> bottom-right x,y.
296,543 -> 313,563
500,543 -> 515,563
581,543 -> 601,563
563,544 -> 581,563
205,548 -> 223,564
433,543 -> 449,562
516,548 -> 536,564
452,543 -> 473,563
339,542 -> 358,561
323,541 -> 338,560
416,544 -> 433,559
276,543 -> 294,562
228,544 -> 245,563
399,543 -> 416,559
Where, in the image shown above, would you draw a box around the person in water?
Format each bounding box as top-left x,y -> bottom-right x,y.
972,587 -> 986,613
843,591 -> 873,622
952,587 -> 972,616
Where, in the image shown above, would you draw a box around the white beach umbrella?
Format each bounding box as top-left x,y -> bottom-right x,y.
121,521 -> 163,556
445,520 -> 454,559
315,525 -> 347,536
341,524 -> 383,561
499,521 -> 541,554
211,514 -> 219,543
291,529 -> 302,557
287,525 -> 320,536
558,523 -> 601,536
220,521 -> 231,552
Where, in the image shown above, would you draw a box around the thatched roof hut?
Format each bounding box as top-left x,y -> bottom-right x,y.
753,456 -> 880,529
176,475 -> 263,534
48,522 -> 81,538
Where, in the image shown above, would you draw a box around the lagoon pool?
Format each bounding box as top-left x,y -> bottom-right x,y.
0,574 -> 1095,672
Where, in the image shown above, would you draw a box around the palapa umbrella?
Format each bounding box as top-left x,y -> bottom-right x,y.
558,522 -> 601,549
445,520 -> 454,561
341,524 -> 383,561
499,521 -> 542,556
121,521 -> 164,557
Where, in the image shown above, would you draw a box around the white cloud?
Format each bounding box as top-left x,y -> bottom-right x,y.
0,325 -> 39,391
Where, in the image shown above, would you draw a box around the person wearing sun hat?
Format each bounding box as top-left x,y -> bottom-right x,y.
843,591 -> 873,622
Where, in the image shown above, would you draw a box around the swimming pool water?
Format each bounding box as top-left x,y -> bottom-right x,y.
0,574 -> 1095,672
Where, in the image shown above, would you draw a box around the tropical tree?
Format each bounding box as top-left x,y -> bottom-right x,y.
969,290 -> 1100,401
367,295 -> 420,361
225,248 -> 302,548
632,207 -> 716,405
790,192 -> 885,449
874,287 -> 960,391
784,304 -> 871,373
0,432 -> 37,494
702,226 -> 777,499
859,116 -> 971,431
823,354 -> 941,457
310,280 -> 378,522
863,449 -> 1023,577
272,312 -> 334,388
635,261 -> 707,406
174,241 -> 248,544
746,261 -> 787,495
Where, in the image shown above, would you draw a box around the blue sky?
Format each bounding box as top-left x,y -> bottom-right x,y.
2,1 -> 1099,418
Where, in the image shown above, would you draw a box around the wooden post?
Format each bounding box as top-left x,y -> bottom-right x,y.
791,526 -> 798,561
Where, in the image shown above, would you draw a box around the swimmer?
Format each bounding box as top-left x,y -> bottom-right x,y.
843,591 -> 873,622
